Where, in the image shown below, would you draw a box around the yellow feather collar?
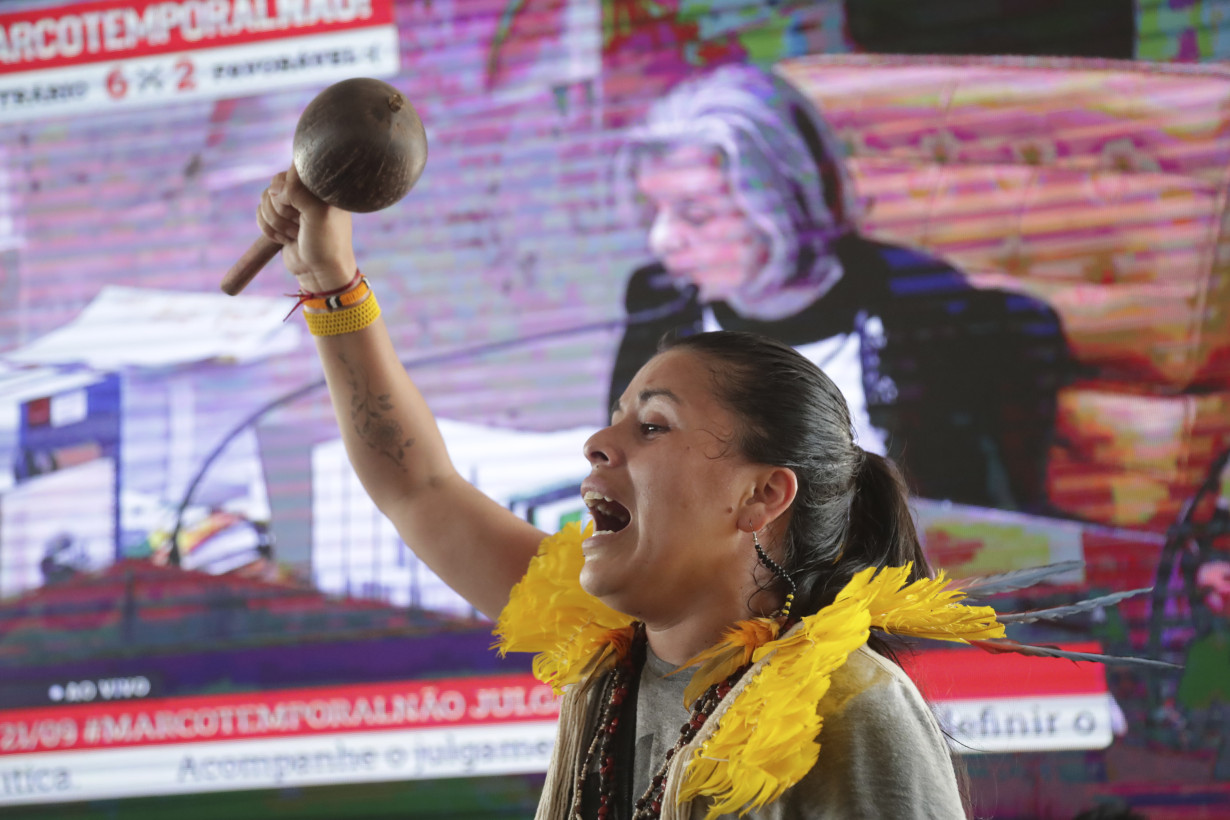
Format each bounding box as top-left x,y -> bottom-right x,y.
494,523 -> 1005,819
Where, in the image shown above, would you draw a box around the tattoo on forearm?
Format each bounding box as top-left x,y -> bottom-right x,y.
337,352 -> 415,470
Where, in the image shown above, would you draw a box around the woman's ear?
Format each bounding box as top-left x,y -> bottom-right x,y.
740,466 -> 798,532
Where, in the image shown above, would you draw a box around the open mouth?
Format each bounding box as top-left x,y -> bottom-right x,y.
583,491 -> 631,535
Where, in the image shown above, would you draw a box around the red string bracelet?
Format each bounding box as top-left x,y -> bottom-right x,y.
284,269 -> 363,320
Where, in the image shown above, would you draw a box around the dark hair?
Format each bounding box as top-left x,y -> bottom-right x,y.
660,331 -> 932,623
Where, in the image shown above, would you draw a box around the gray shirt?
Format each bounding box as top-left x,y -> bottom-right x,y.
632,645 -> 967,819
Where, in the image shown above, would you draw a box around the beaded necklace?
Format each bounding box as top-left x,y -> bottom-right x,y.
569,626 -> 749,820
631,666 -> 744,820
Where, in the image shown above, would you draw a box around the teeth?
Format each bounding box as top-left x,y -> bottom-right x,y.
581,491 -> 630,530
582,491 -> 622,512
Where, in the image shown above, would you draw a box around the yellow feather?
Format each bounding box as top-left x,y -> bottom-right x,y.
678,617 -> 781,707
493,523 -> 634,693
679,595 -> 871,818
678,569 -> 1005,818
843,564 -> 1007,643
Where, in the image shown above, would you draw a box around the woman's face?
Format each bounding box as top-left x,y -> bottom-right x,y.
580,349 -> 767,623
636,144 -> 771,303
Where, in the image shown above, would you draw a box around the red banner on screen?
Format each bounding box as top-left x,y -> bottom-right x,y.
905,642 -> 1110,701
0,0 -> 395,74
0,673 -> 560,757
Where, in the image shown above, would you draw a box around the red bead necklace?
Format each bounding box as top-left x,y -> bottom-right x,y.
570,626 -> 749,820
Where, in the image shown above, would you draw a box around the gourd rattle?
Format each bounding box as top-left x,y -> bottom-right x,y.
221,77 -> 427,295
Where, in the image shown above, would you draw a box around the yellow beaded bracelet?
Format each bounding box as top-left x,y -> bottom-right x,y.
304,291 -> 381,337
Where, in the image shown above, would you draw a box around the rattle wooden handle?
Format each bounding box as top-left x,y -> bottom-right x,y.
221,236 -> 282,295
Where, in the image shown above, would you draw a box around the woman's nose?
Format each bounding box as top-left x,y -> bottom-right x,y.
584,427 -> 616,467
648,209 -> 683,256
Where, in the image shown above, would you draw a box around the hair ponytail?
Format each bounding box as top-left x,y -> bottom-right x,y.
802,451 -> 932,615
822,451 -> 932,659
846,451 -> 931,582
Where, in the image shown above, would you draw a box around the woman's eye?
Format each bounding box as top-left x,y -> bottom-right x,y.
681,209 -> 714,226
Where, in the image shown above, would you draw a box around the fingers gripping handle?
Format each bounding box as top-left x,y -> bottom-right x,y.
221,236 -> 282,295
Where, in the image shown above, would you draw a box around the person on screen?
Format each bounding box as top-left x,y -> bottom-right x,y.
251,165 -> 1139,819
609,64 -> 1072,513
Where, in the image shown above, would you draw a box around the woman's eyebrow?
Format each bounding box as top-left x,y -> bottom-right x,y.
639,388 -> 681,406
610,388 -> 682,423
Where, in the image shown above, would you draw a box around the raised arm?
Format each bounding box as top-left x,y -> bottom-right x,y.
257,166 -> 547,618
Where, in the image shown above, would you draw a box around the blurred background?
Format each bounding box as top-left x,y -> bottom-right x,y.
0,1 -> 1228,818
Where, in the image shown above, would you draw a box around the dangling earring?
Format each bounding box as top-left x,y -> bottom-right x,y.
753,531 -> 797,621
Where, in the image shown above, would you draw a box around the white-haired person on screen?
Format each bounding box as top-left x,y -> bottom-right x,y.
610,64 -> 1073,513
